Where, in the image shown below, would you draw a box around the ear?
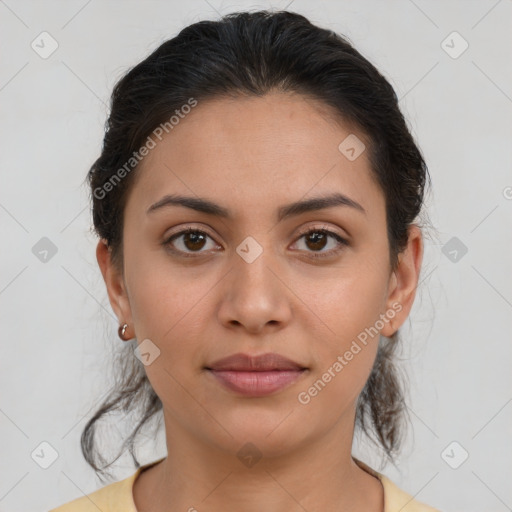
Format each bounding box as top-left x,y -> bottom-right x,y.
96,239 -> 133,328
380,224 -> 423,337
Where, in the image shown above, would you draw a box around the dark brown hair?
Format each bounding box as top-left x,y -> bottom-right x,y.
82,9 -> 433,481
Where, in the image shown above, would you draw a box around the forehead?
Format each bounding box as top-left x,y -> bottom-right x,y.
127,92 -> 384,222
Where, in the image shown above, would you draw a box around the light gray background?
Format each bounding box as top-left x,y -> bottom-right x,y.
1,1 -> 511,511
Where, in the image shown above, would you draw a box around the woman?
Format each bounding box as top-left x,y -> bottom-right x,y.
51,9 -> 440,512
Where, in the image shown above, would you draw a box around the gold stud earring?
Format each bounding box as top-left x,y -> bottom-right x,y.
118,323 -> 130,341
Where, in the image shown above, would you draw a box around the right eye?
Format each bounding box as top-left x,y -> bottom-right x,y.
163,227 -> 221,257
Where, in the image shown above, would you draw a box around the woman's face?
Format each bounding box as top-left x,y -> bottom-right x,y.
99,91 -> 420,459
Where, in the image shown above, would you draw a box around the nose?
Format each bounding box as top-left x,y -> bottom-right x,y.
217,244 -> 292,335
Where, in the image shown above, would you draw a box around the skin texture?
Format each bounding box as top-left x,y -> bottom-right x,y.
96,91 -> 423,512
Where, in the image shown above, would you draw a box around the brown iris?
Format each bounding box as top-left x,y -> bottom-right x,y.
304,231 -> 328,252
182,231 -> 207,251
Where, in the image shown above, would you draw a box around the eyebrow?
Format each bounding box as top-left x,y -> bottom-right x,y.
146,192 -> 366,221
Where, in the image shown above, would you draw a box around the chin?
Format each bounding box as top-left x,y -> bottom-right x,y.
205,413 -> 312,456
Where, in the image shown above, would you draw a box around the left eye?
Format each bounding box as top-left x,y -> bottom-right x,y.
291,228 -> 348,258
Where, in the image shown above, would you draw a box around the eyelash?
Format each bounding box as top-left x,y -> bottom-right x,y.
163,225 -> 349,260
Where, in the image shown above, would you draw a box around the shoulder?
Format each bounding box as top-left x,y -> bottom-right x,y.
379,474 -> 441,512
48,470 -> 140,512
353,457 -> 441,512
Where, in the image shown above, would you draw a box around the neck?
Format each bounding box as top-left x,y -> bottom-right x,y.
133,412 -> 383,512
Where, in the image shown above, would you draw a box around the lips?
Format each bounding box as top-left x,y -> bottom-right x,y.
205,353 -> 307,397
205,352 -> 306,372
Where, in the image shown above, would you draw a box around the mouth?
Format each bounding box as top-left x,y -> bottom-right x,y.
204,352 -> 308,397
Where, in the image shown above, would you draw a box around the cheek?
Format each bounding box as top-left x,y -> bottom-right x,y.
124,251 -> 219,391
125,259 -> 211,405
295,282 -> 383,414
292,265 -> 388,400
125,243 -> 209,336
297,262 -> 388,343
